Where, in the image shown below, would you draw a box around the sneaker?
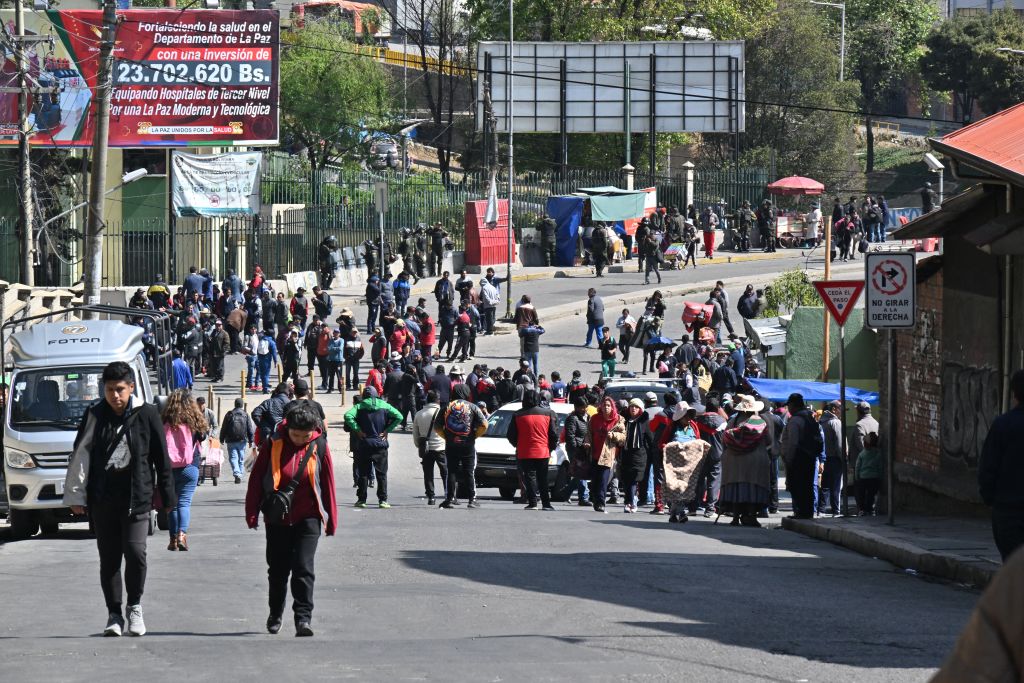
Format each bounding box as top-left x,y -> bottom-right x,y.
427,497 -> 436,506
541,505 -> 555,511
623,505 -> 633,514
703,509 -> 715,518
650,506 -> 667,515
354,501 -> 366,508
103,613 -> 124,637
594,506 -> 607,514
524,503 -> 539,510
439,500 -> 453,509
295,621 -> 314,638
466,499 -> 481,509
378,501 -> 391,509
577,499 -> 590,506
234,475 -> 242,484
125,605 -> 146,637
607,497 -> 618,505
267,614 -> 283,634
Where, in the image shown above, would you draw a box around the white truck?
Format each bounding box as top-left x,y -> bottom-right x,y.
2,306 -> 173,540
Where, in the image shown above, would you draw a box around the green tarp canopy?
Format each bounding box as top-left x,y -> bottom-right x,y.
572,186 -> 648,222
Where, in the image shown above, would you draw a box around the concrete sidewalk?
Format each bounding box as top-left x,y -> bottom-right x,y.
325,247 -> 800,307
781,514 -> 1000,589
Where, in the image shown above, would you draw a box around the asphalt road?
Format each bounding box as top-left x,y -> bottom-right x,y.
0,255 -> 974,682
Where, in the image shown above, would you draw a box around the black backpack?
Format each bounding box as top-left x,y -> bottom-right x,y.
221,409 -> 249,443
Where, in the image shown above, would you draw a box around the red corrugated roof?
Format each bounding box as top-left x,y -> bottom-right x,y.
931,101 -> 1024,184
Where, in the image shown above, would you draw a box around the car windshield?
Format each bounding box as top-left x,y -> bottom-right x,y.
8,367 -> 108,431
485,409 -> 568,438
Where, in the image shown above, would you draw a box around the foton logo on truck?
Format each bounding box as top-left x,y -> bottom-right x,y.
49,325 -> 99,344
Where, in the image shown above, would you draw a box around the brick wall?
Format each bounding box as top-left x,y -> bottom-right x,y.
894,267 -> 943,473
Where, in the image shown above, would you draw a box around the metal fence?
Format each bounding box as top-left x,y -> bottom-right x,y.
1,162 -> 770,288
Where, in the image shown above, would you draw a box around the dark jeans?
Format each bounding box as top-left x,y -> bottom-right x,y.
91,503 -> 149,614
690,455 -> 721,513
366,303 -> 380,334
481,307 -> 496,334
787,453 -> 818,518
644,260 -> 661,283
519,459 -> 551,506
992,508 -> 1024,561
438,328 -> 454,357
355,448 -> 389,503
445,444 -> 476,502
306,347 -> 317,374
421,449 -> 448,498
208,355 -> 225,380
282,361 -> 299,384
856,477 -> 881,514
265,517 -> 320,623
590,465 -> 612,509
429,251 -> 443,277
641,449 -> 665,503
450,334 -> 471,361
618,332 -> 632,363
326,360 -> 341,391
344,360 -> 360,389
818,456 -> 843,515
316,355 -> 330,386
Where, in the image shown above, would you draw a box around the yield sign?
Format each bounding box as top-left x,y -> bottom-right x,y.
813,279 -> 865,327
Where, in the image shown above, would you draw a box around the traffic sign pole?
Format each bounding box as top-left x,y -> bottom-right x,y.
864,251 -> 916,526
813,279 -> 865,518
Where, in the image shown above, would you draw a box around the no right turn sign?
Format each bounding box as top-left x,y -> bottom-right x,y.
866,251 -> 916,329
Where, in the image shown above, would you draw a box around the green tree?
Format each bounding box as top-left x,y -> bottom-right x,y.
763,268 -> 820,317
705,4 -> 859,190
920,9 -> 1024,122
279,28 -> 393,175
847,0 -> 937,172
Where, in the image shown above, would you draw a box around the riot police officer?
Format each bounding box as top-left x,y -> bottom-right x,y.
736,201 -> 755,253
318,235 -> 339,289
413,223 -> 428,279
362,238 -> 378,276
397,227 -> 419,284
536,213 -> 557,267
428,222 -> 448,277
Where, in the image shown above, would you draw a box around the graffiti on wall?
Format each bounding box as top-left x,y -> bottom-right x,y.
940,363 -> 1000,469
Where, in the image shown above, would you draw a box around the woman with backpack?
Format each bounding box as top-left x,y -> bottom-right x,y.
162,390 -> 209,551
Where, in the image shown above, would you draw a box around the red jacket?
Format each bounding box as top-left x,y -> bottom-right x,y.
419,318 -> 436,345
506,395 -> 559,460
366,368 -> 384,396
245,428 -> 337,535
389,328 -> 410,351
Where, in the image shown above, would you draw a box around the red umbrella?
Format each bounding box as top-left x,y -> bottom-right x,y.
766,176 -> 825,196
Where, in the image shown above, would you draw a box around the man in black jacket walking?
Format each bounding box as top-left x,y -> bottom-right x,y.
979,370 -> 1024,560
63,362 -> 176,638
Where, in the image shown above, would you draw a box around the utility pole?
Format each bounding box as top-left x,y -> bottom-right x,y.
15,0 -> 34,286
83,0 -> 117,311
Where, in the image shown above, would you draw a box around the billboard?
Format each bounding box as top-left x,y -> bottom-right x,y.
171,151 -> 262,217
476,41 -> 744,135
0,9 -> 279,147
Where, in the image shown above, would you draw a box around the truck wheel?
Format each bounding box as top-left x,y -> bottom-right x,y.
9,509 -> 38,540
498,486 -> 516,501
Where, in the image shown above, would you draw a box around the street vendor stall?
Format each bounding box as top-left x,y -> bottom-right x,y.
545,186 -> 656,266
766,176 -> 826,249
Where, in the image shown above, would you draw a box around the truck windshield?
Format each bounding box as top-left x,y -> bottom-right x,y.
8,367 -> 107,431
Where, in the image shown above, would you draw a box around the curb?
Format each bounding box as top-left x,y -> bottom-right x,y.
781,517 -> 997,589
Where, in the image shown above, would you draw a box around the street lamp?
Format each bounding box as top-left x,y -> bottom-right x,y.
924,152 -> 944,206
810,0 -> 846,82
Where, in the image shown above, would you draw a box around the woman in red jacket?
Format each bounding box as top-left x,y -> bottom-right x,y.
245,404 -> 337,637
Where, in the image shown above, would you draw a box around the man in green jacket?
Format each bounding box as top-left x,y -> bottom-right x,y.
343,387 -> 403,508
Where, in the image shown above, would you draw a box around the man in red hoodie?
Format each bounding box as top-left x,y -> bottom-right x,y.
507,389 -> 560,510
246,404 -> 337,637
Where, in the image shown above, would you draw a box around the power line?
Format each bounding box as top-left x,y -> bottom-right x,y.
115,16 -> 960,126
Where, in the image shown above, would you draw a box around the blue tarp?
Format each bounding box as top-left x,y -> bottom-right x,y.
745,378 -> 880,405
545,196 -> 584,267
